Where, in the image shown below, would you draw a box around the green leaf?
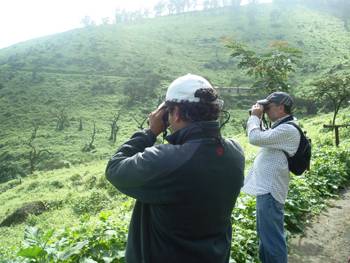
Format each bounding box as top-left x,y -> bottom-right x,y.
17,246 -> 45,259
99,211 -> 112,221
81,258 -> 98,263
57,240 -> 89,260
23,227 -> 41,247
103,256 -> 116,263
43,229 -> 54,243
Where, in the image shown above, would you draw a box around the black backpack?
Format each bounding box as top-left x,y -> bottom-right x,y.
274,116 -> 312,175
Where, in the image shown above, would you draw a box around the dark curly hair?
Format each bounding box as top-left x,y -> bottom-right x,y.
165,88 -> 221,122
283,104 -> 293,115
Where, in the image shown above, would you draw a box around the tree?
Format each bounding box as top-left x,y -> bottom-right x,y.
171,0 -> 186,14
101,17 -> 110,25
230,0 -> 241,7
142,8 -> 150,18
188,0 -> 198,10
311,72 -> 350,128
109,112 -> 121,144
81,16 -> 96,27
154,1 -> 166,16
270,9 -> 282,27
78,118 -> 83,131
302,0 -> 350,30
123,72 -> 161,103
211,0 -> 220,9
0,151 -> 24,183
184,0 -> 191,11
27,125 -> 51,173
131,115 -> 148,130
203,0 -> 211,10
82,122 -> 97,152
55,109 -> 70,131
330,0 -> 350,31
246,0 -> 259,26
226,40 -> 302,93
114,9 -> 123,23
167,1 -> 177,14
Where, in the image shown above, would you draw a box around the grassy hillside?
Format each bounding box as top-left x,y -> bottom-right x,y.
1,4 -> 350,180
1,2 -> 349,258
0,108 -> 349,261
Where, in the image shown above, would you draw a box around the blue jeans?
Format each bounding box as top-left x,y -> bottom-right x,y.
256,193 -> 287,263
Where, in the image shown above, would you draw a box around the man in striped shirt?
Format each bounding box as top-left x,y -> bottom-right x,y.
242,92 -> 300,263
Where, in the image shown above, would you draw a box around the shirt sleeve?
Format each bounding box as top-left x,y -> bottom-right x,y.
246,115 -> 300,155
105,129 -> 198,204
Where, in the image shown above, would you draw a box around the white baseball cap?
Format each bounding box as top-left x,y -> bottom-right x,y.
165,74 -> 214,103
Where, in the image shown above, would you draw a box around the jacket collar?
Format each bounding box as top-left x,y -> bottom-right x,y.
166,121 -> 221,145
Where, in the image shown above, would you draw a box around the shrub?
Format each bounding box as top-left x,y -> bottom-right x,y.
26,181 -> 40,191
38,159 -> 71,170
0,152 -> 26,184
6,142 -> 350,263
71,191 -> 110,215
49,180 -> 65,189
14,212 -> 128,263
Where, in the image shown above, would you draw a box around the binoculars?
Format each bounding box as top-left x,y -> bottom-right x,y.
162,108 -> 169,127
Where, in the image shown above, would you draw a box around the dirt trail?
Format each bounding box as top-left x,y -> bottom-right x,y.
288,188 -> 350,263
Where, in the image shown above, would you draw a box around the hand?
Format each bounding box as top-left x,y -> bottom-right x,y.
250,103 -> 264,118
148,103 -> 167,136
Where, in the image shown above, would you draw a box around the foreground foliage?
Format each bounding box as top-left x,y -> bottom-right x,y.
1,142 -> 349,263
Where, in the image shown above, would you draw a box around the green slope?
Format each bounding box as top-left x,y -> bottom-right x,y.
0,108 -> 348,260
0,4 -> 349,180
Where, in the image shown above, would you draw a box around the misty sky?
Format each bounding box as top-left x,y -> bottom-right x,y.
0,0 -> 271,50
0,0 -> 160,49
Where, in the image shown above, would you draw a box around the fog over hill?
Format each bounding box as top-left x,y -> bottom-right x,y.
0,2 -> 349,179
0,2 -> 350,261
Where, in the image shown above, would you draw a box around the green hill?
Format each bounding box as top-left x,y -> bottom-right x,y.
0,2 -> 350,261
1,4 -> 350,180
0,108 -> 349,261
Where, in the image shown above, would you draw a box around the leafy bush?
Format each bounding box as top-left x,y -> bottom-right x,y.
14,212 -> 127,263
71,191 -> 110,215
26,181 -> 40,191
49,180 -> 65,189
0,151 -> 26,183
38,159 -> 71,171
285,145 -> 350,233
5,142 -> 350,262
229,143 -> 350,262
0,179 -> 22,194
230,195 -> 259,262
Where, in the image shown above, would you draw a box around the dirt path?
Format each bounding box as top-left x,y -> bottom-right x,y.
288,188 -> 350,263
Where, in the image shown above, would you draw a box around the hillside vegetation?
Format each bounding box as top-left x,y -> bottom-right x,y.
0,4 -> 350,178
0,2 -> 350,262
0,109 -> 349,262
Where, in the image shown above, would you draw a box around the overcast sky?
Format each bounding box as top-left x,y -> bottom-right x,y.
0,0 -> 271,50
0,0 -> 160,49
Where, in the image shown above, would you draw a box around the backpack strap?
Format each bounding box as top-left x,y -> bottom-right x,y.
272,116 -> 302,158
281,122 -> 302,158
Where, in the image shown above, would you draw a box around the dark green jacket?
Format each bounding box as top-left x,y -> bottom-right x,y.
106,121 -> 244,263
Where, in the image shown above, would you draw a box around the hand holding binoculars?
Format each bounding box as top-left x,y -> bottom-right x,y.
248,103 -> 265,116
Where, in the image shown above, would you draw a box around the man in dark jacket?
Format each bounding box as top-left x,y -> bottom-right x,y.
105,73 -> 245,263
